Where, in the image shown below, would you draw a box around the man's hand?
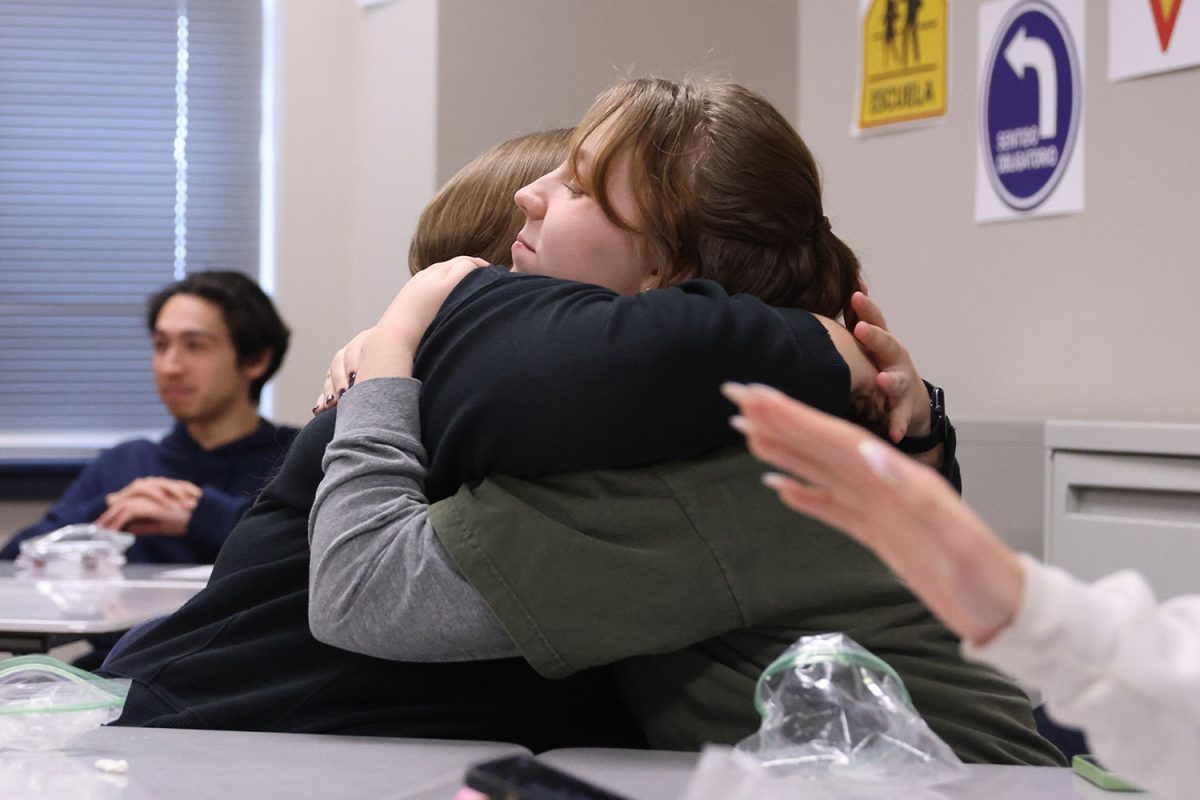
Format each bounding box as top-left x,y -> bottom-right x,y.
96,496 -> 193,535
95,477 -> 201,536
103,477 -> 202,510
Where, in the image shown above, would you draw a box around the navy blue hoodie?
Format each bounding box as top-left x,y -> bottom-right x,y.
2,420 -> 297,563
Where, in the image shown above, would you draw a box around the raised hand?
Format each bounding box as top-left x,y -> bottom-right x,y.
723,382 -> 1022,646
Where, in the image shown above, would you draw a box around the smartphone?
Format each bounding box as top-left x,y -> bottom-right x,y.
1072,754 -> 1144,793
465,755 -> 632,800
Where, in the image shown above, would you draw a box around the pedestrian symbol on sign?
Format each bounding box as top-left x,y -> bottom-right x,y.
856,0 -> 948,134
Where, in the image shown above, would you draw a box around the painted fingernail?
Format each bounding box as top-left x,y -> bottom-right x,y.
720,383 -> 748,402
311,404 -> 320,416
348,371 -> 357,388
326,394 -> 335,405
762,472 -> 788,490
338,388 -> 346,398
858,439 -> 900,486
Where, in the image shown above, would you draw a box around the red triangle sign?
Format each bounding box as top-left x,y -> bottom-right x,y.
1150,0 -> 1184,52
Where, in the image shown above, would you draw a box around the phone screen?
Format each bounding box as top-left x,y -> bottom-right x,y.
465,755 -> 631,800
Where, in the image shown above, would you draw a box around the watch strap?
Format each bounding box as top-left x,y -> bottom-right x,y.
897,381 -> 946,454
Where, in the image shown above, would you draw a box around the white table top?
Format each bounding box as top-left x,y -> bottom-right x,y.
1,726 -> 527,800
539,748 -> 1164,800
0,562 -> 210,584
0,562 -> 207,636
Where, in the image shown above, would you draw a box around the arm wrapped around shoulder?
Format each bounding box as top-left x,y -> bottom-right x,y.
413,270 -> 853,500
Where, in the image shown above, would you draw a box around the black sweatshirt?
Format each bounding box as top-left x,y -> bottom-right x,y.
103,269 -> 948,748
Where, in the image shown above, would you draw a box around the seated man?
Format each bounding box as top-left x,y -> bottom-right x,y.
2,270 -> 298,566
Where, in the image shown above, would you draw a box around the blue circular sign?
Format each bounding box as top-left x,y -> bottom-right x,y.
980,1 -> 1080,211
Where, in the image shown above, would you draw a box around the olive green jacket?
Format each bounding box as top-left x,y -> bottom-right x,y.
431,447 -> 1064,766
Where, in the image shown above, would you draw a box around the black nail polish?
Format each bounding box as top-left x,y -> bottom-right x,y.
338,388 -> 346,398
348,371 -> 357,388
311,405 -> 320,416
326,394 -> 335,404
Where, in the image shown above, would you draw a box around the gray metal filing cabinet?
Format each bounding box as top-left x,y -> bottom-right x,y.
1044,422 -> 1200,600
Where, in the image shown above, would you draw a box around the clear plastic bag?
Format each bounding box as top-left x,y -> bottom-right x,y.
735,633 -> 967,787
16,524 -> 134,578
0,656 -> 131,751
683,746 -> 956,800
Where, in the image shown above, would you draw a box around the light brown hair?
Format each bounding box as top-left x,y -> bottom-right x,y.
409,128 -> 573,273
569,78 -> 861,318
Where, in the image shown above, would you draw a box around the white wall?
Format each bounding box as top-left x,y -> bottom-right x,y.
436,0 -> 799,183
353,1 -> 438,329
270,0 -> 800,426
31,2 -> 1193,546
267,2 -> 1198,555
270,0 -> 362,424
796,1 -> 1200,554
270,0 -> 437,425
276,1 -> 1200,427
0,502 -> 50,551
797,1 -> 1200,424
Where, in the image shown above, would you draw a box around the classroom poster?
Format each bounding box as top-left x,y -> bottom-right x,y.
853,0 -> 949,135
1110,0 -> 1200,80
975,0 -> 1086,223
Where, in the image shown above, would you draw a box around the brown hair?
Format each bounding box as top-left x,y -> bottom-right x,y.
569,78 -> 860,318
409,129 -> 573,273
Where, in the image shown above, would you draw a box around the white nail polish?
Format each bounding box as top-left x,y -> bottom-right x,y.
761,471 -> 787,489
721,382 -> 749,402
858,439 -> 900,485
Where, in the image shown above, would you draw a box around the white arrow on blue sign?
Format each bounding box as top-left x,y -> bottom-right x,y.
979,0 -> 1081,212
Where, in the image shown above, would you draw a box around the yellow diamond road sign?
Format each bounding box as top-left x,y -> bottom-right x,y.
857,0 -> 949,131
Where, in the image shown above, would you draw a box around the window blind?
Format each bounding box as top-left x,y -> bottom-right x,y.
0,0 -> 262,460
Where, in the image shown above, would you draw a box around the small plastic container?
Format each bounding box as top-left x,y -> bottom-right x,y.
17,525 -> 134,578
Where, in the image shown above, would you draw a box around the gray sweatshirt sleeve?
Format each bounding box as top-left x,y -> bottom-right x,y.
307,377 -> 518,661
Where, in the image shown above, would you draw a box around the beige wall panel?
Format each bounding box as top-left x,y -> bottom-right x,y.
0,501 -> 51,550
271,0 -> 799,425
271,0 -> 363,424
271,0 -> 437,425
352,1 -> 439,329
956,420 -> 1045,557
798,1 -> 1199,423
436,0 -> 799,182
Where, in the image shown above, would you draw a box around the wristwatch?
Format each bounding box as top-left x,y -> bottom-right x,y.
897,381 -> 947,454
